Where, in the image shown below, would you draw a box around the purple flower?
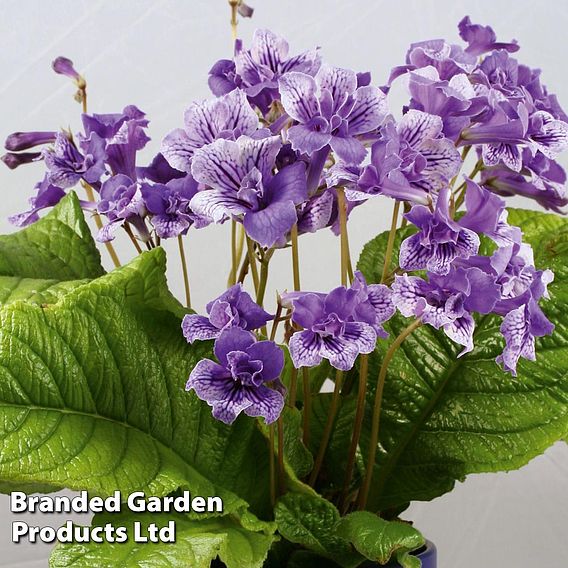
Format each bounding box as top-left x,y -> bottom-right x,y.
182,283 -> 272,343
392,267 -> 500,355
43,132 -> 107,189
161,89 -> 259,173
8,175 -> 65,227
387,38 -> 477,86
350,271 -> 395,338
141,175 -> 205,239
190,135 -> 308,248
496,299 -> 554,376
137,153 -> 185,184
352,111 -> 461,203
399,187 -> 480,275
481,150 -> 568,212
186,328 -> 285,424
278,65 -> 387,164
97,174 -> 146,242
296,190 -> 334,235
234,29 -> 321,113
458,16 -> 519,56
4,131 -> 56,152
460,178 -> 522,246
287,286 -> 377,371
208,59 -> 242,98
52,56 -> 85,86
1,151 -> 41,170
82,105 -> 150,179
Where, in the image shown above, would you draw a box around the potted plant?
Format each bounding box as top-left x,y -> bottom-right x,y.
1,6 -> 566,567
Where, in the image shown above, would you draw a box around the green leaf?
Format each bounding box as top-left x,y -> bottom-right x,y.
0,192 -> 104,280
49,512 -> 274,568
0,248 -> 273,519
336,511 -> 424,566
356,208 -> 568,511
274,493 -> 361,568
0,277 -> 89,306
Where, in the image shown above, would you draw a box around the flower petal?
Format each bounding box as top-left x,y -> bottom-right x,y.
289,330 -> 324,368
243,386 -> 285,424
398,110 -> 443,147
243,200 -> 297,247
443,313 -> 475,356
278,72 -> 319,123
214,328 -> 256,366
182,314 -> 220,343
247,341 -> 285,382
347,86 -> 387,136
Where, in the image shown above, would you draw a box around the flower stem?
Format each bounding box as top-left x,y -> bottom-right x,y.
82,182 -> 121,268
381,200 -> 400,284
228,0 -> 239,43
309,369 -> 344,486
302,367 -> 311,447
178,235 -> 191,309
357,319 -> 421,510
246,237 -> 260,294
290,223 -> 301,291
124,223 -> 143,255
289,367 -> 298,408
337,188 -> 353,286
256,248 -> 273,307
228,221 -> 238,287
277,416 -> 285,494
340,353 -> 369,513
270,300 -> 283,342
269,423 -> 276,507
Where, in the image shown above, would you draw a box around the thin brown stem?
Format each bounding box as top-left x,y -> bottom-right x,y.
270,300 -> 284,342
337,188 -> 351,286
290,223 -> 301,291
289,367 -> 298,408
228,221 -> 238,287
123,223 -> 143,255
309,369 -> 344,486
246,237 -> 260,294
178,235 -> 191,309
340,354 -> 369,513
357,320 -> 422,510
229,0 -> 239,43
256,249 -> 273,307
302,367 -> 311,447
269,423 -> 276,507
277,416 -> 285,494
381,201 -> 400,284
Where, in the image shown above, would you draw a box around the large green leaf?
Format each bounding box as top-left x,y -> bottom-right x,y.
356,208 -> 568,511
0,248 -> 273,518
335,511 -> 424,567
0,192 -> 104,280
50,512 -> 274,568
274,493 -> 361,568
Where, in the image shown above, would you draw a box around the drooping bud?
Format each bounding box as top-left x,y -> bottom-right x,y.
1,152 -> 41,170
238,1 -> 254,17
52,56 -> 86,89
4,131 -> 56,151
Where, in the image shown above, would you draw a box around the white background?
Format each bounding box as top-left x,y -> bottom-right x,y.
1,1 -> 567,566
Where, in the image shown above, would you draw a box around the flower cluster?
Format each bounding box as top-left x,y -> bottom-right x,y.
3,19 -> 565,425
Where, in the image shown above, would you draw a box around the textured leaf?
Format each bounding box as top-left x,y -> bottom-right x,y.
50,512 -> 274,568
356,208 -> 568,511
274,493 -> 361,568
0,192 -> 104,280
336,511 -> 424,566
0,249 -> 273,519
0,277 -> 89,306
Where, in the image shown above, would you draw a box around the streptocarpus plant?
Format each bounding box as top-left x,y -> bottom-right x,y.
1,10 -> 568,568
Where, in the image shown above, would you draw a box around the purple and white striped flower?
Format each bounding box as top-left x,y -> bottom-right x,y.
278,64 -> 387,164
161,89 -> 259,173
190,135 -> 308,247
182,284 -> 272,343
399,187 -> 480,275
186,328 -> 285,424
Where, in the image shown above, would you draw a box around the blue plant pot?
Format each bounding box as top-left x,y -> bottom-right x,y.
385,540 -> 437,567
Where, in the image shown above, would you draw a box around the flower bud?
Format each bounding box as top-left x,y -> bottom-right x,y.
1,152 -> 41,170
4,131 -> 56,151
238,1 -> 254,17
52,56 -> 86,89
